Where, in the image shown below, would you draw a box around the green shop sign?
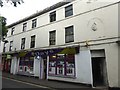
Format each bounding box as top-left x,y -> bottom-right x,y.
6,55 -> 12,59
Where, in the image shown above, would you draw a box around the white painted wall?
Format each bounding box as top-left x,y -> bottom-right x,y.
10,57 -> 18,75
75,49 -> 93,84
33,58 -> 40,77
105,43 -> 119,87
4,0 -> 120,87
5,2 -> 118,52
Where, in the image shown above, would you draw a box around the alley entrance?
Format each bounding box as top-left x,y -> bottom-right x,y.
91,49 -> 108,87
92,57 -> 108,87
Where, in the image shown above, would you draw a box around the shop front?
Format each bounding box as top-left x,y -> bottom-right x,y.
17,51 -> 34,76
2,54 -> 12,73
13,46 -> 79,78
49,54 -> 75,77
47,46 -> 79,78
34,46 -> 79,79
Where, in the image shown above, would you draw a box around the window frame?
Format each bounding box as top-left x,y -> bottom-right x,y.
30,35 -> 36,48
65,25 -> 74,43
21,38 -> 26,50
11,27 -> 15,35
23,23 -> 27,32
65,4 -> 73,17
9,41 -> 13,51
49,30 -> 56,45
50,11 -> 56,22
32,19 -> 37,29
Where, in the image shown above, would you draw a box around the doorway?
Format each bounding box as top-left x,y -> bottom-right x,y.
43,56 -> 47,79
92,57 -> 108,87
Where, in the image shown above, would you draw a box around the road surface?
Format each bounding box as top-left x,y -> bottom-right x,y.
2,77 -> 51,89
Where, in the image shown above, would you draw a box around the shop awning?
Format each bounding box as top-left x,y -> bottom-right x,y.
34,46 -> 79,57
19,51 -> 27,57
58,47 -> 79,54
16,46 -> 80,58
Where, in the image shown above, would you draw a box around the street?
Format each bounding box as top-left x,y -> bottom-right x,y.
2,77 -> 52,89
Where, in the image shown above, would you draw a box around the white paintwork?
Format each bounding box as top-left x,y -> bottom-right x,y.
75,50 -> 93,84
48,49 -> 93,85
5,1 -> 119,51
10,57 -> 18,75
33,58 -> 40,77
3,0 -> 120,87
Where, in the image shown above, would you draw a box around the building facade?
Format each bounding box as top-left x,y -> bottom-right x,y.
1,0 -> 120,88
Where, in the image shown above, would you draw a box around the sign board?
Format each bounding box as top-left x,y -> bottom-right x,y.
6,55 -> 11,59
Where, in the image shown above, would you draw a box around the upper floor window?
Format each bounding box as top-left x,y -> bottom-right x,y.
9,41 -> 13,51
23,23 -> 27,32
32,19 -> 37,28
49,30 -> 56,45
21,38 -> 26,49
65,4 -> 73,17
50,11 -> 56,22
11,27 -> 15,35
30,35 -> 36,48
65,25 -> 74,43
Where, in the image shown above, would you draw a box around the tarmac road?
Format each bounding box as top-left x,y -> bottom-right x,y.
2,77 -> 52,89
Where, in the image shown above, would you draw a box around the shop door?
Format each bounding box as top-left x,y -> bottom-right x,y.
92,57 -> 108,87
43,57 -> 47,79
5,59 -> 11,72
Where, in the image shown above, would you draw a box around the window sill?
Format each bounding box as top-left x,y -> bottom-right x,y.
48,74 -> 76,79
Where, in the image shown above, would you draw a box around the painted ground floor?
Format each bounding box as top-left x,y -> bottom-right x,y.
1,41 -> 120,88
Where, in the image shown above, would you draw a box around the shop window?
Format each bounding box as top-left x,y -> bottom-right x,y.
50,11 -> 56,22
65,25 -> 74,43
49,55 -> 56,75
66,54 -> 75,76
19,66 -> 23,71
49,54 -> 75,77
65,4 -> 73,17
19,57 -> 34,74
57,54 -> 65,75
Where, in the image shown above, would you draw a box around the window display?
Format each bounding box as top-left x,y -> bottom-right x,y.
49,54 -> 75,77
19,57 -> 34,75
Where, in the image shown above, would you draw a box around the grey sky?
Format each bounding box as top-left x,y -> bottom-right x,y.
0,0 -> 62,25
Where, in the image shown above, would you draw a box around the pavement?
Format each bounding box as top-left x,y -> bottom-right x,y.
2,72 -> 109,90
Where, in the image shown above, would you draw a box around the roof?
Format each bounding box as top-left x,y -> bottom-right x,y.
7,0 -> 73,28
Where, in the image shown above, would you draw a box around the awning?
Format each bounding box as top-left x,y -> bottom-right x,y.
18,51 -> 27,57
58,47 -> 79,54
34,46 -> 79,57
16,46 -> 80,58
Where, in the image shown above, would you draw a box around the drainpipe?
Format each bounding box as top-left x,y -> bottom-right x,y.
0,15 -> 2,90
0,16 -> 2,67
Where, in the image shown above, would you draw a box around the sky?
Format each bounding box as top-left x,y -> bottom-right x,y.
0,0 -> 62,25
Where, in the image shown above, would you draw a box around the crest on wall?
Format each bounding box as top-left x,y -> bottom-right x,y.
87,17 -> 104,32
